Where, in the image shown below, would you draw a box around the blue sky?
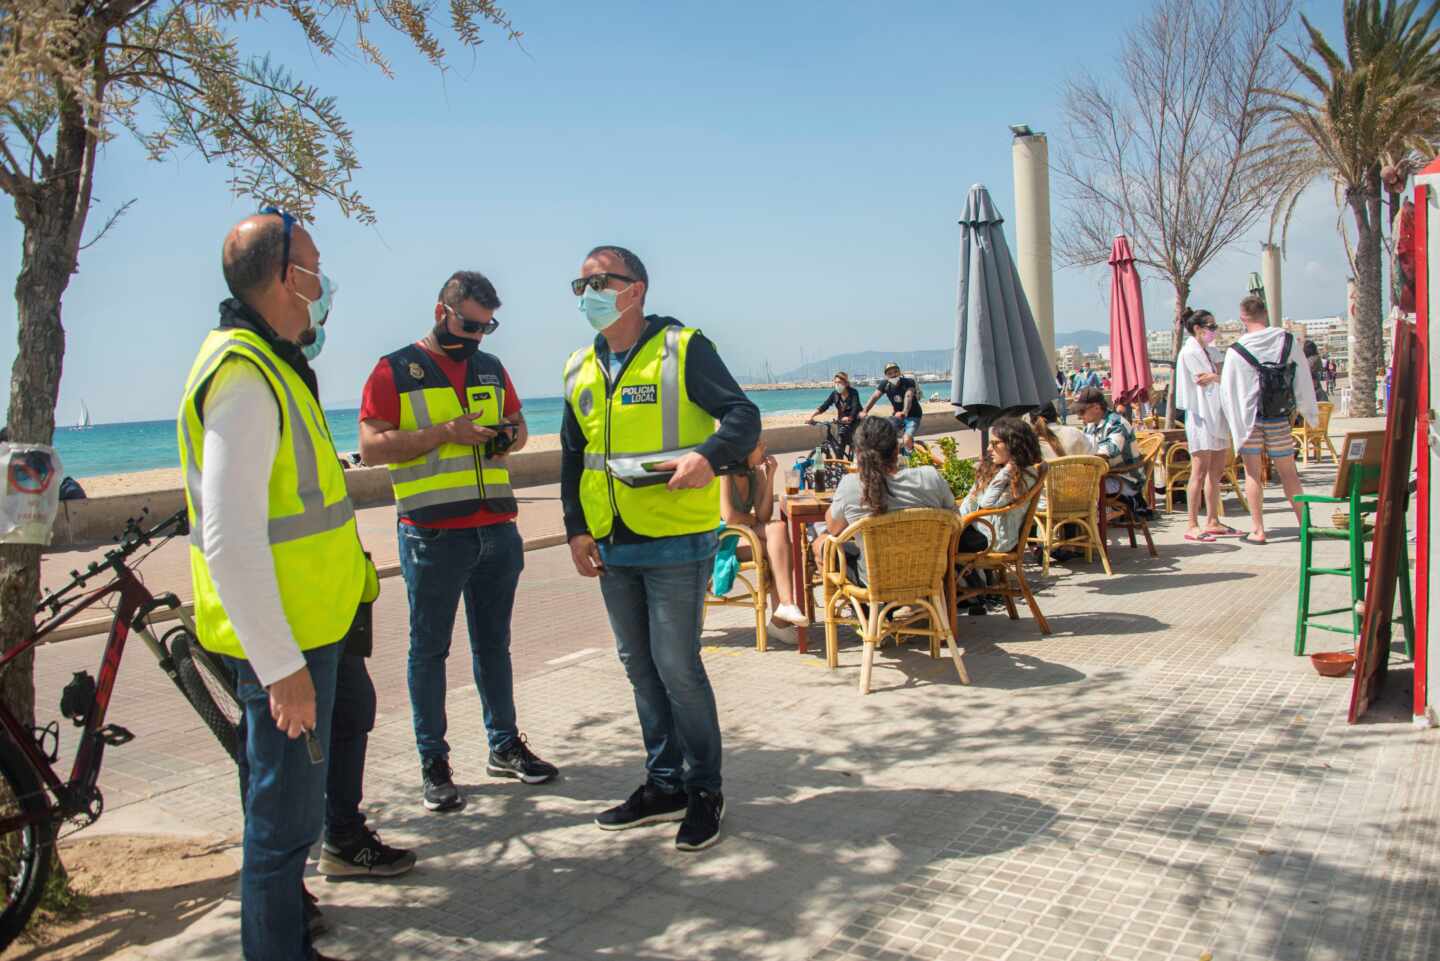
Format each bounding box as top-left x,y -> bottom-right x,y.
0,0 -> 1350,424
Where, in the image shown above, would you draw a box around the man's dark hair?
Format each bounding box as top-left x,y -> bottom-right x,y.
0,425 -> 8,443
438,271 -> 502,311
222,218 -> 287,301
1239,294 -> 1268,321
587,245 -> 648,295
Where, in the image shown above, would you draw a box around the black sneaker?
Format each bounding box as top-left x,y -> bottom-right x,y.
421,757 -> 463,812
487,734 -> 559,785
594,782 -> 688,831
675,789 -> 725,852
318,826 -> 418,879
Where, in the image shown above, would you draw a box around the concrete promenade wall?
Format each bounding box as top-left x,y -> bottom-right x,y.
46,416 -> 966,548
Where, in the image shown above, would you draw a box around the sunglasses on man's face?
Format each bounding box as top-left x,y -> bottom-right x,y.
447,305 -> 499,335
260,206 -> 296,280
571,272 -> 637,296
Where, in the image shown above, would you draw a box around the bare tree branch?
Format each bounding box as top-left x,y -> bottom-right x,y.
78,196 -> 136,249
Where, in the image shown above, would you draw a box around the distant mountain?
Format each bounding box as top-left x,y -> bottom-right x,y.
771,331 -> 1112,383
775,349 -> 952,382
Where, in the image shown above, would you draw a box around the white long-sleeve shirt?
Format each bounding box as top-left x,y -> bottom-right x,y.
1219,326 -> 1319,452
200,358 -> 305,687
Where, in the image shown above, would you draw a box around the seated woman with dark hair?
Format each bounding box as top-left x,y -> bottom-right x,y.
956,417 -> 1043,553
814,416 -> 954,585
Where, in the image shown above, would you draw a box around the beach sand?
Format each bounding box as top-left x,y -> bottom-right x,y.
79,401 -> 962,498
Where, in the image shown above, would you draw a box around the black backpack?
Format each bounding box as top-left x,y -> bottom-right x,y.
1230,332 -> 1296,419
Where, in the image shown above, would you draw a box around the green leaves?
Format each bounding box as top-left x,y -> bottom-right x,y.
908,436 -> 977,499
0,0 -> 520,223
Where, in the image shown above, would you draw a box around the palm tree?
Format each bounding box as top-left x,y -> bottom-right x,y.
1265,0 -> 1440,416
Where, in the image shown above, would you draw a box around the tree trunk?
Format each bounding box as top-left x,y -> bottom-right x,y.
1164,279 -> 1190,428
0,217 -> 75,726
1347,184 -> 1383,419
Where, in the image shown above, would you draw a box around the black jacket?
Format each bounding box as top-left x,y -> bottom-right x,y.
560,315 -> 760,543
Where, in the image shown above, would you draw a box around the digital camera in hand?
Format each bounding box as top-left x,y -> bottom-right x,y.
485,424 -> 518,458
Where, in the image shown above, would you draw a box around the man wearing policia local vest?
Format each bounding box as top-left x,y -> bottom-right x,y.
561,245 -> 760,853
359,270 -> 558,814
178,213 -> 372,961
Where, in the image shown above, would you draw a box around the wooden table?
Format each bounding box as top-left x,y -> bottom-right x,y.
779,491 -> 833,654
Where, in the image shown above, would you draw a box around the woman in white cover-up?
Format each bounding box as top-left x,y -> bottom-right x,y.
1175,308 -> 1239,542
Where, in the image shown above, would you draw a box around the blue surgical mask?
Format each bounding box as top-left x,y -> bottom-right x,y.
301,323 -> 326,361
292,264 -> 336,329
578,286 -> 623,332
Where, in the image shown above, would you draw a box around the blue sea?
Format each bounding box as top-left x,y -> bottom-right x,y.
52,384 -> 955,478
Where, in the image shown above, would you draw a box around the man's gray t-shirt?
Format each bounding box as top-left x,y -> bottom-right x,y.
828,467 -> 955,580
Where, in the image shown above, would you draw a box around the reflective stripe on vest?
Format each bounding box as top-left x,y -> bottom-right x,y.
384,347 -> 515,520
177,328 -> 366,659
180,338 -> 356,552
564,325 -> 719,539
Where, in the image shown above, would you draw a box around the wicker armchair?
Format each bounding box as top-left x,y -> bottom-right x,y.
704,525 -> 771,652
1162,442 -> 1192,512
1292,401 -> 1339,464
1135,431 -> 1165,510
1027,455 -> 1112,576
1104,451 -> 1158,559
820,508 -> 966,695
951,466 -> 1050,636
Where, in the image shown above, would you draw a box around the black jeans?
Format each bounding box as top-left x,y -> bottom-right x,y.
236,652 -> 376,846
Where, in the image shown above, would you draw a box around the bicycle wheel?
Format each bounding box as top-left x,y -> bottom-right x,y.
166,628 -> 242,763
0,733 -> 54,950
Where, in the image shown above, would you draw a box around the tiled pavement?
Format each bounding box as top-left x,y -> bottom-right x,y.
28,420 -> 1440,961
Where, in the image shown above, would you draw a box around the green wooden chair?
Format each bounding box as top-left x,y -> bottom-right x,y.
1294,463 -> 1414,656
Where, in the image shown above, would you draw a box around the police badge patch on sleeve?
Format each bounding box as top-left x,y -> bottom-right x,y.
620,384 -> 658,405
408,362 -> 426,381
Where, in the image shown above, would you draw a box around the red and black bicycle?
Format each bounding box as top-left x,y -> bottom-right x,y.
0,509 -> 241,947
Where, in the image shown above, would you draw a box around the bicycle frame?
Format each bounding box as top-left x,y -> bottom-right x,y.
0,564 -> 186,832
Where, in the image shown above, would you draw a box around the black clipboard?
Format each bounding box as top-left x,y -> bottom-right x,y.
607,449 -> 745,488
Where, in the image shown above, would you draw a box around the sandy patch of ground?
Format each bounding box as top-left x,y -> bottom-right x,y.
5,834 -> 237,961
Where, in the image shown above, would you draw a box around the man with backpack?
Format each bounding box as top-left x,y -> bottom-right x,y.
1220,295 -> 1319,544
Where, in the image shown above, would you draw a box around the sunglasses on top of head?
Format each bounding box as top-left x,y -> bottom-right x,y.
445,304 -> 499,335
259,206 -> 296,280
571,272 -> 637,296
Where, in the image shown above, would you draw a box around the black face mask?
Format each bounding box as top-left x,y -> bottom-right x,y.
433,321 -> 480,360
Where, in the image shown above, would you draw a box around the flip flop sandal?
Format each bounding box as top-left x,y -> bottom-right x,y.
1241,534 -> 1269,545
1205,527 -> 1243,538
1184,532 -> 1216,543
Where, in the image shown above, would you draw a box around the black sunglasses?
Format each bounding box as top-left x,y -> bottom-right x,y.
259,206 -> 296,280
571,272 -> 637,296
446,304 -> 499,335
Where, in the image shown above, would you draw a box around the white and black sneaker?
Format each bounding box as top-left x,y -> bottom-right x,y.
675,789 -> 725,852
594,782 -> 688,831
421,757 -> 463,812
486,735 -> 559,785
317,826 -> 418,879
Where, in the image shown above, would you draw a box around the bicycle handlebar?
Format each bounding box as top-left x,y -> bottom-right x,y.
36,508 -> 189,617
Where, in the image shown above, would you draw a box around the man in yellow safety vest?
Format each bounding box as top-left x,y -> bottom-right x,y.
561,245 -> 759,852
360,271 -> 557,813
178,212 -> 378,961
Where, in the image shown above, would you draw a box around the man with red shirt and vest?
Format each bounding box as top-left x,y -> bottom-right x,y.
359,270 -> 557,812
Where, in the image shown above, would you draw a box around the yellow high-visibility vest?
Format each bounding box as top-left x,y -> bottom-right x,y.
383,345 -> 516,522
562,325 -> 718,539
177,329 -> 366,659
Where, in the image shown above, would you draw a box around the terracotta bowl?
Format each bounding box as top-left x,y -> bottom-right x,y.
1310,651 -> 1356,677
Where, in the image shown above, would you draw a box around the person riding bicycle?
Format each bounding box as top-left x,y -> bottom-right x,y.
861,362 -> 924,454
805,371 -> 862,457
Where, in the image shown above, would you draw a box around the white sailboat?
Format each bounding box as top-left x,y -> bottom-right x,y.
76,400 -> 92,430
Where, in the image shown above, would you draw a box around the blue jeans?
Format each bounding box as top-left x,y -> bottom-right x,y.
225,642 -> 340,961
597,558 -> 722,793
235,651 -> 374,845
399,521 -> 523,761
